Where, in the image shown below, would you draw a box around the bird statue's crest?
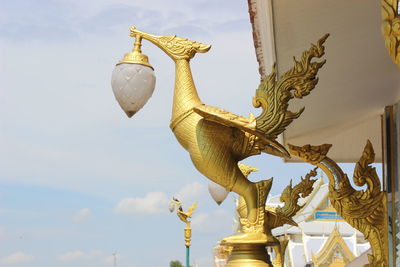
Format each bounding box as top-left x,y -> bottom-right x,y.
253,34 -> 329,139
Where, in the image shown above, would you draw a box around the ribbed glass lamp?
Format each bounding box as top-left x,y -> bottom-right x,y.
111,35 -> 156,117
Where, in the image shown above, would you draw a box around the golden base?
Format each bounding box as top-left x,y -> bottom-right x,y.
222,233 -> 276,267
225,243 -> 273,267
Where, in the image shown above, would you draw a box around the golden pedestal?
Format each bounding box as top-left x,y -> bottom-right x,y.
222,233 -> 278,267
224,240 -> 280,267
226,244 -> 272,267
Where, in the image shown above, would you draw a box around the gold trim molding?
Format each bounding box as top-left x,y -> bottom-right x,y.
311,227 -> 355,266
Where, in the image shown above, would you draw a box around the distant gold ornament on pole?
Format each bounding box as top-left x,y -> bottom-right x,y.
169,198 -> 197,267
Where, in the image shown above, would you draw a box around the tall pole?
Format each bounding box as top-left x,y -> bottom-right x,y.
169,199 -> 197,267
184,222 -> 192,267
186,246 -> 190,267
112,252 -> 117,267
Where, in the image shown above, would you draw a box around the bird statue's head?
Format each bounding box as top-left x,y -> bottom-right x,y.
168,201 -> 175,213
169,197 -> 181,213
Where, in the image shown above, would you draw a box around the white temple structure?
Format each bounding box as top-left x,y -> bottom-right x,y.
267,176 -> 370,266
213,175 -> 371,267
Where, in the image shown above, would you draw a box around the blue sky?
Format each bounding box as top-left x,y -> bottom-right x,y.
0,1 -> 381,266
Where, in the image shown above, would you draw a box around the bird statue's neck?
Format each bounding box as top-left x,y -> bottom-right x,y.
170,59 -> 202,125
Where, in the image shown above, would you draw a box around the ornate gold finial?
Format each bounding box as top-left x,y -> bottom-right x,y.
289,140 -> 388,267
117,34 -> 153,69
381,0 -> 400,66
311,227 -> 356,265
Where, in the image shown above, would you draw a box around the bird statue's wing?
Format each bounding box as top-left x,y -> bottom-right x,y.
193,104 -> 289,157
186,202 -> 198,217
193,105 -> 256,129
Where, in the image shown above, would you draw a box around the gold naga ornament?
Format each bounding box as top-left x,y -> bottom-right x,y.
289,140 -> 388,267
381,0 -> 400,66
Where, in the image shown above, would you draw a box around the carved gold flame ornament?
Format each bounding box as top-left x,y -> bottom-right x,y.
381,0 -> 400,66
112,26 -> 388,266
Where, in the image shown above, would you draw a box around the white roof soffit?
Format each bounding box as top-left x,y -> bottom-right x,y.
249,0 -> 400,163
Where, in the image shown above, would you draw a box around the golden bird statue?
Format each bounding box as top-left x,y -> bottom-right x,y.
125,26 -> 328,241
169,197 -> 198,224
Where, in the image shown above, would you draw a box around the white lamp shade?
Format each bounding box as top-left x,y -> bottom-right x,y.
111,63 -> 156,117
208,181 -> 229,205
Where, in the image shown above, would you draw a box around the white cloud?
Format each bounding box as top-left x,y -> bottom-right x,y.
174,181 -> 207,204
72,208 -> 92,223
113,182 -> 208,216
103,253 -> 123,267
191,209 -> 231,234
58,251 -> 85,261
0,252 -> 34,264
104,253 -> 121,264
114,192 -> 169,215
